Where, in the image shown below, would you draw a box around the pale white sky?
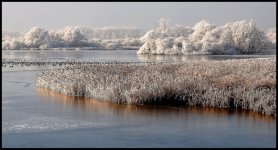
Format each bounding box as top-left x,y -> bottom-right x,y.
2,2 -> 276,32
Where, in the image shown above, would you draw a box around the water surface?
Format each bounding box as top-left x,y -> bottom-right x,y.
2,50 -> 275,63
2,50 -> 276,148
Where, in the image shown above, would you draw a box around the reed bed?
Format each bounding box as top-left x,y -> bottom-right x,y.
36,58 -> 276,115
2,57 -> 159,68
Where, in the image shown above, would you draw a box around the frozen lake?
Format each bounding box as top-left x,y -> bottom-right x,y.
2,50 -> 276,148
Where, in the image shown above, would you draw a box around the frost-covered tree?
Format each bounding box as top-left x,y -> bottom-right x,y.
122,38 -> 142,46
86,26 -> 144,40
138,18 -> 273,55
137,30 -> 157,54
170,25 -> 193,38
155,38 -> 174,54
60,26 -> 85,47
158,18 -> 170,34
2,38 -> 25,50
222,20 -> 269,53
189,20 -> 216,42
3,25 -> 145,50
24,27 -> 49,48
266,28 -> 276,47
45,30 -> 66,48
188,20 -> 217,54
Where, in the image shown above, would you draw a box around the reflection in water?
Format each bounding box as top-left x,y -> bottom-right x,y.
36,88 -> 275,123
138,54 -> 210,62
137,54 -> 276,62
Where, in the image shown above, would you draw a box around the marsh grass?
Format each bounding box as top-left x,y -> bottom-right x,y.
36,58 -> 276,115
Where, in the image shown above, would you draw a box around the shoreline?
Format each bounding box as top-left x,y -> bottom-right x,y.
36,87 -> 276,120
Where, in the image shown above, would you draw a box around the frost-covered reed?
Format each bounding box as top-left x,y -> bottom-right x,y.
2,57 -> 150,68
36,58 -> 276,115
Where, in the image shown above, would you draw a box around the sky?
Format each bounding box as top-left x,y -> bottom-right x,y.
2,2 -> 276,33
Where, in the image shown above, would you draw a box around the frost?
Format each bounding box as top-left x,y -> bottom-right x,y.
138,19 -> 276,55
2,20 -> 276,53
36,59 -> 276,115
2,26 -> 144,50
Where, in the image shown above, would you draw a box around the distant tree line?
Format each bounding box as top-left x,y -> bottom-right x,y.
138,18 -> 276,55
2,26 -> 144,50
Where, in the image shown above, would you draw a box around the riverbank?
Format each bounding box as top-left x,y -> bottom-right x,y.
36,58 -> 276,116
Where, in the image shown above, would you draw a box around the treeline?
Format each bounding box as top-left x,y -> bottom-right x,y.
2,26 -> 144,50
138,19 -> 276,55
2,19 -> 276,54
